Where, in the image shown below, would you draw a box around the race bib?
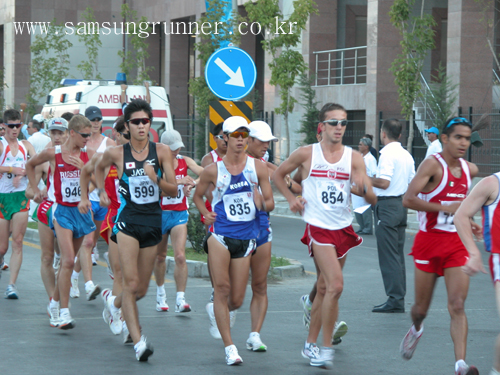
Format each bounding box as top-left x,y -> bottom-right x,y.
317,180 -> 346,211
223,192 -> 256,221
129,175 -> 159,205
61,177 -> 81,203
435,201 -> 457,232
162,185 -> 184,206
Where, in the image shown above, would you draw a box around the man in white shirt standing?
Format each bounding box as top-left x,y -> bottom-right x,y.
424,126 -> 442,159
353,137 -> 378,235
27,119 -> 51,154
371,118 -> 416,313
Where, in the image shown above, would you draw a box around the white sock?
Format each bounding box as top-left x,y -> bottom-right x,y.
71,271 -> 79,279
411,324 -> 423,336
455,359 -> 467,372
157,285 -> 165,296
50,299 -> 59,309
249,332 -> 260,338
225,344 -> 236,354
60,308 -> 69,315
54,253 -> 60,259
85,281 -> 95,290
176,291 -> 185,303
108,296 -> 119,313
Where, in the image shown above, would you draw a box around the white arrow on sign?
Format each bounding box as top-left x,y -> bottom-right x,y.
214,57 -> 245,87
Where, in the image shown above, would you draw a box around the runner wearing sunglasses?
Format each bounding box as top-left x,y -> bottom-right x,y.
0,109 -> 36,299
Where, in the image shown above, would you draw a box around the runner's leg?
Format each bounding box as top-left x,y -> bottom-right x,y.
249,241 -> 271,333
39,222 -> 56,298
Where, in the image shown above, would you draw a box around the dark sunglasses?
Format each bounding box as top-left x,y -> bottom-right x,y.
323,119 -> 348,127
214,135 -> 224,140
128,118 -> 151,126
229,131 -> 249,139
91,118 -> 102,122
76,131 -> 92,138
7,123 -> 22,129
446,117 -> 472,128
119,132 -> 131,140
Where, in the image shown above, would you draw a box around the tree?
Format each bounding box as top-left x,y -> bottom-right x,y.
245,0 -> 318,157
76,8 -> 103,80
26,20 -> 72,116
297,72 -> 319,145
118,4 -> 154,84
389,0 -> 436,151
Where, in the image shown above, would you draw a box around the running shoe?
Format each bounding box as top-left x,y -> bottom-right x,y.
230,310 -> 236,328
246,333 -> 267,352
59,310 -> 75,330
175,297 -> 191,313
70,278 -> 80,298
1,261 -> 9,270
302,341 -> 320,360
5,284 -> 18,299
310,346 -> 334,369
156,294 -> 169,312
103,252 -> 114,280
225,345 -> 243,366
332,321 -> 348,345
455,360 -> 479,375
107,297 -> 123,335
300,294 -> 312,330
122,320 -> 133,345
47,303 -> 60,327
85,281 -> 101,301
210,289 -> 214,302
400,325 -> 423,360
135,336 -> 154,362
206,302 -> 221,339
101,289 -> 112,324
52,256 -> 60,271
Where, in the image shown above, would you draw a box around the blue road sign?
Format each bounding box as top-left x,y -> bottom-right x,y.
205,47 -> 257,101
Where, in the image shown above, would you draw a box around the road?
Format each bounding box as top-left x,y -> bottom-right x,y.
0,216 -> 497,375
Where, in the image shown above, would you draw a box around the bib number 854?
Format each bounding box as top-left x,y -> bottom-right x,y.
321,191 -> 344,205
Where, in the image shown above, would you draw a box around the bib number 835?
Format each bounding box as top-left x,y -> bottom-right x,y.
321,191 -> 344,205
229,202 -> 251,216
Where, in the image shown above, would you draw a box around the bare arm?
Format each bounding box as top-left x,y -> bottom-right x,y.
201,153 -> 213,168
78,154 -> 102,214
155,144 -> 178,197
193,164 -> 217,224
144,81 -> 151,104
253,160 -> 275,212
185,156 -> 204,177
95,147 -> 120,207
26,148 -> 55,201
351,151 -> 377,205
371,177 -> 390,190
120,84 -> 127,106
25,162 -> 48,201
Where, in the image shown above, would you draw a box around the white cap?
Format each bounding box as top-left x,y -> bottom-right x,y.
161,129 -> 185,151
47,118 -> 68,132
249,121 -> 277,142
33,114 -> 44,123
223,116 -> 250,133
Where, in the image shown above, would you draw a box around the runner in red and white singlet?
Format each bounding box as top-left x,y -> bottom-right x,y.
400,117 -> 480,375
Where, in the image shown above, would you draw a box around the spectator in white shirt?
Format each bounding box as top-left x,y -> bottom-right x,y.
27,119 -> 50,153
353,137 -> 378,235
370,118 -> 416,313
424,126 -> 442,159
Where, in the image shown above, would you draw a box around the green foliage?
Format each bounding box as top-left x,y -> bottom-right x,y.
26,19 -> 73,116
245,0 -> 318,156
270,254 -> 291,267
76,8 -> 103,80
389,0 -> 436,120
421,63 -> 458,132
118,4 -> 154,84
297,72 -> 319,145
187,202 -> 207,254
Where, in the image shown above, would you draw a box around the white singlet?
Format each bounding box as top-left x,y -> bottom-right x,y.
0,138 -> 29,193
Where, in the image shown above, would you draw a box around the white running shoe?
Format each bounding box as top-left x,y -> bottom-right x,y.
70,278 -> 80,298
302,341 -> 320,360
135,336 -> 154,362
122,320 -> 133,345
225,345 -> 243,366
156,294 -> 169,312
310,346 -> 334,369
103,252 -> 114,280
59,310 -> 75,330
85,282 -> 101,301
47,303 -> 60,327
300,294 -> 312,330
246,333 -> 267,352
0,261 -> 8,270
206,302 -> 221,339
400,325 -> 423,360
229,310 -> 236,328
455,360 -> 479,375
5,284 -> 18,299
175,297 -> 191,313
332,321 -> 348,345
101,289 -> 112,325
52,256 -> 60,271
107,297 -> 123,335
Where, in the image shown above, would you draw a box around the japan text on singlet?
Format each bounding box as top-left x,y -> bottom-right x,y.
302,143 -> 353,230
210,156 -> 259,239
116,142 -> 162,227
0,138 -> 28,193
483,172 -> 500,253
160,155 -> 188,211
417,153 -> 471,233
53,146 -> 89,206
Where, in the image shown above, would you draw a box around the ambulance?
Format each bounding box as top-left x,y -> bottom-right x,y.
41,76 -> 173,142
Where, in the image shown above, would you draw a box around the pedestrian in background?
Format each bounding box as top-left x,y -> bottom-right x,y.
424,126 -> 442,159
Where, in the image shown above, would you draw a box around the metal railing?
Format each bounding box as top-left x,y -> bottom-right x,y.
313,46 -> 367,86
